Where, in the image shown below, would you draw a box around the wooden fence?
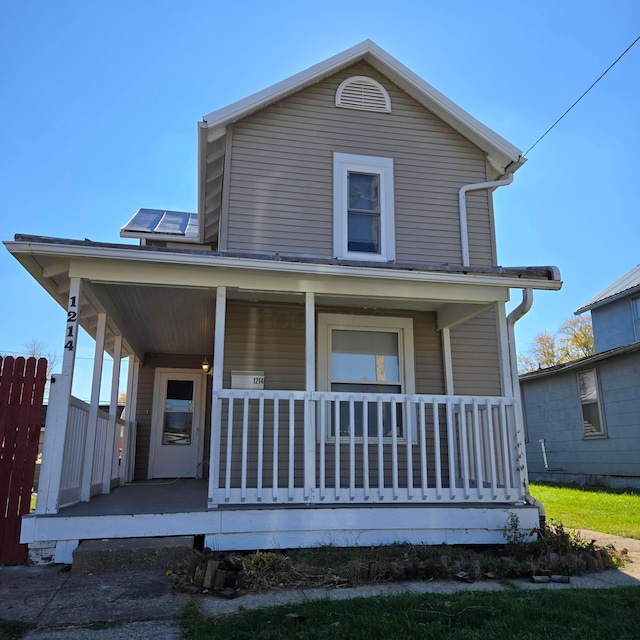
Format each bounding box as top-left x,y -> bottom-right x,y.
0,356 -> 47,565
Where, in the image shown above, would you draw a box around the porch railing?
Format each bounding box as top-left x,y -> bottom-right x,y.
210,390 -> 526,507
58,397 -> 130,507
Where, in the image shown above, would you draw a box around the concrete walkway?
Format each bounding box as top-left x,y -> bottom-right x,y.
0,529 -> 637,639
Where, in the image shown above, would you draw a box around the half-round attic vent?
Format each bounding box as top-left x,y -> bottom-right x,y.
335,76 -> 391,113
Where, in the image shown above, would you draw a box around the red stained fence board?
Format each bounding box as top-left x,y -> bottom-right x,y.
0,356 -> 47,565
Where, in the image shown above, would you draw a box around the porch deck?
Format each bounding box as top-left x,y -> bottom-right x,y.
54,479 -> 209,516
23,479 -> 540,564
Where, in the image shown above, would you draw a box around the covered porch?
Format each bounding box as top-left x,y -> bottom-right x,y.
6,238 -> 561,559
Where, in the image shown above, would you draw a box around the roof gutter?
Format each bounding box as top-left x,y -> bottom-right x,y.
459,171 -> 514,267
4,239 -> 563,291
505,288 -> 545,521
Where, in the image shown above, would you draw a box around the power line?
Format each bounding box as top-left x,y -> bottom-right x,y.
523,34 -> 640,157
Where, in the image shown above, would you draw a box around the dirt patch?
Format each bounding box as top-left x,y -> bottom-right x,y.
170,522 -> 627,596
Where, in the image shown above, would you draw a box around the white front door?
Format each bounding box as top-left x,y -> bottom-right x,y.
149,369 -> 204,479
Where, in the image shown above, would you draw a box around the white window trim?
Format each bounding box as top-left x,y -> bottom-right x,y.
577,368 -> 606,439
317,313 -> 415,441
333,152 -> 395,262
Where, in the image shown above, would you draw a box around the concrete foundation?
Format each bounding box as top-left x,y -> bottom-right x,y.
72,536 -> 194,573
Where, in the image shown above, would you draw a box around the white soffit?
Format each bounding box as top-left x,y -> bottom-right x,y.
202,40 -> 524,173
120,208 -> 199,242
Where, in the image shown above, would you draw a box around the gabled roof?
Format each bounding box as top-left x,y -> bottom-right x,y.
202,40 -> 525,176
575,265 -> 640,314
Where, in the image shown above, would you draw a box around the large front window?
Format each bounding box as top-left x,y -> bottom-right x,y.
333,153 -> 395,261
318,314 -> 415,439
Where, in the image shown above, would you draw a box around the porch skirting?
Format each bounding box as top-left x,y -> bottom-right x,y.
21,501 -> 538,564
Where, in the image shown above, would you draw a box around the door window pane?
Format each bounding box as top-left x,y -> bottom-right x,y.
163,380 -> 194,445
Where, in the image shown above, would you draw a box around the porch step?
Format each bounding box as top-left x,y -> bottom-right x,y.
72,536 -> 193,573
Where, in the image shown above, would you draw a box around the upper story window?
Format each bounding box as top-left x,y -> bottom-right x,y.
333,153 -> 395,262
335,76 -> 391,113
577,369 -> 605,437
632,297 -> 640,341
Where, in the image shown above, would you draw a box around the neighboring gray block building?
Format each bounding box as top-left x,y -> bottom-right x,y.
521,265 -> 640,487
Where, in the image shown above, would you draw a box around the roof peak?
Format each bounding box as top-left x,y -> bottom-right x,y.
202,41 -> 524,175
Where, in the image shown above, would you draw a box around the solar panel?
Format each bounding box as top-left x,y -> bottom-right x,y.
121,208 -> 199,240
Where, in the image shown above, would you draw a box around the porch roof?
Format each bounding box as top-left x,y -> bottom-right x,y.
5,234 -> 561,361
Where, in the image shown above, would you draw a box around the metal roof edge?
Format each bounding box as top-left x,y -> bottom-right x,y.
575,284 -> 640,315
519,342 -> 640,380
5,236 -> 562,291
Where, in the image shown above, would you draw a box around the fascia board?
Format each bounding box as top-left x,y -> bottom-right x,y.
5,239 -> 563,292
361,48 -> 524,170
203,40 -> 376,124
202,40 -> 523,172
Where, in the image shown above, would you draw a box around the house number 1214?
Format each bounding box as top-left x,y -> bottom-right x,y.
65,295 -> 78,351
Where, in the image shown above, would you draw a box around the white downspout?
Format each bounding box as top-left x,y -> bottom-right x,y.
505,288 -> 546,525
459,172 -> 514,267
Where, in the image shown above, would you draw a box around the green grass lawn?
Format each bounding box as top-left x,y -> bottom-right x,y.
530,482 -> 640,539
181,588 -> 640,640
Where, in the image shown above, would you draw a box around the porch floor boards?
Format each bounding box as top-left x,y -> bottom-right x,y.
56,480 -> 209,516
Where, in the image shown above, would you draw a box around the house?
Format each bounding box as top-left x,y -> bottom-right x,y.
5,41 -> 562,564
521,265 -> 640,488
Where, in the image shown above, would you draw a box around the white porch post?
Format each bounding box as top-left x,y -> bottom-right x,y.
36,277 -> 82,514
122,355 -> 140,484
208,286 -> 226,508
304,292 -> 316,500
496,303 -> 515,397
441,327 -> 454,395
80,312 -> 107,502
102,334 -> 123,494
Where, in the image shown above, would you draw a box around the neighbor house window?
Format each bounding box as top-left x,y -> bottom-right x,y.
577,369 -> 604,437
633,297 -> 640,342
333,153 -> 395,262
318,314 -> 415,439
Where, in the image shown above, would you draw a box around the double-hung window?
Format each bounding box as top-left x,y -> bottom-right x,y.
318,314 -> 415,439
333,153 -> 395,262
577,369 -> 604,437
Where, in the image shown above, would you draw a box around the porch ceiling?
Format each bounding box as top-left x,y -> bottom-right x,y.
9,240 -> 555,361
89,282 -> 216,358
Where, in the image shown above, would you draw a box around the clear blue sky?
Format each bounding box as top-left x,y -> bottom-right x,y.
1,1 -> 638,401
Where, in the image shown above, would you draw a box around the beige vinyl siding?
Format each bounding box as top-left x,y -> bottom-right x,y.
219,303 -> 307,488
217,302 -> 448,489
134,354 -> 211,481
222,61 -> 493,266
450,307 -> 502,396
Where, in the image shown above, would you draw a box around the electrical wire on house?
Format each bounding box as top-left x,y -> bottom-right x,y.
523,34 -> 640,157
125,462 -> 203,486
